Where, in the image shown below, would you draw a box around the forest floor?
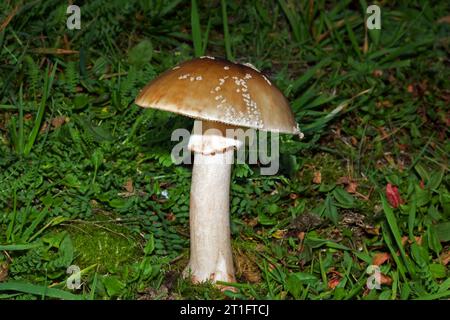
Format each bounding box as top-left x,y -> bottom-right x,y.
0,1 -> 449,300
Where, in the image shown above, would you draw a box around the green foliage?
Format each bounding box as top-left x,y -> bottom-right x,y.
0,0 -> 448,300
64,61 -> 79,94
128,40 -> 153,67
25,56 -> 40,99
221,0 -> 233,61
191,0 -> 203,57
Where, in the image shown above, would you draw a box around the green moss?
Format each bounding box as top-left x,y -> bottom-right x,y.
65,216 -> 142,274
299,152 -> 346,187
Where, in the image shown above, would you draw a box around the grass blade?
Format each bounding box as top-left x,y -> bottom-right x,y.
21,206 -> 49,242
381,221 -> 408,282
191,0 -> 202,57
0,243 -> 40,251
381,196 -> 416,277
6,188 -> 17,242
288,58 -> 331,94
18,84 -> 24,155
201,16 -> 212,55
408,198 -> 416,241
221,0 -> 233,61
0,281 -> 81,300
23,61 -> 58,156
413,291 -> 450,300
278,0 -> 304,43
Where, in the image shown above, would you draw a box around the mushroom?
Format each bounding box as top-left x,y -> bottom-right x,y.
135,57 -> 302,285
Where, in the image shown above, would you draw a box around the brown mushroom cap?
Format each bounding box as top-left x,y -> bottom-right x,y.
135,57 -> 302,136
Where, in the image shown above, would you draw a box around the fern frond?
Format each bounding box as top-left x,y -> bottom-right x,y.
64,61 -> 78,94
25,55 -> 40,98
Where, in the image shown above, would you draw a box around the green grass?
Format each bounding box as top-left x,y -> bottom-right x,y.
0,0 -> 449,300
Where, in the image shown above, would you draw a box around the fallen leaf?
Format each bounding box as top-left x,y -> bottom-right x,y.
397,144 -> 408,153
376,100 -> 392,108
289,193 -> 299,200
373,69 -> 383,77
328,278 -> 340,289
135,12 -> 145,21
313,171 -> 322,184
437,16 -> 450,24
365,226 -> 380,235
346,181 -> 358,194
415,236 -> 423,245
337,176 -> 350,184
117,178 -> 146,198
244,217 -> 258,227
386,183 -> 403,208
380,273 -> 393,286
124,179 -> 134,193
327,269 -> 342,289
337,176 -> 359,194
51,116 -> 67,129
165,212 -> 176,222
440,251 -> 450,266
401,235 -> 422,246
401,236 -> 408,246
372,252 -> 390,266
272,229 -> 287,239
32,48 -> 79,55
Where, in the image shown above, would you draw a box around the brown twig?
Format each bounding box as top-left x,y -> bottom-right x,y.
0,5 -> 20,33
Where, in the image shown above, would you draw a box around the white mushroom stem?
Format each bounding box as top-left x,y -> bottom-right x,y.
186,150 -> 235,283
184,120 -> 242,284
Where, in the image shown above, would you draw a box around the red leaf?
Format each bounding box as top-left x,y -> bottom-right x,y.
386,183 -> 402,208
327,270 -> 342,290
